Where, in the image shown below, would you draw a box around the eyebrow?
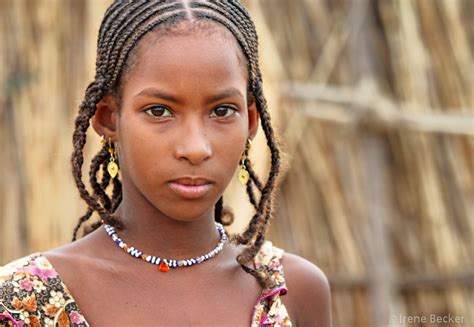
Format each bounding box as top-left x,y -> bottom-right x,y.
134,87 -> 244,103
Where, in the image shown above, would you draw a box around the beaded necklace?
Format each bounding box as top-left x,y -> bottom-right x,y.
102,221 -> 228,272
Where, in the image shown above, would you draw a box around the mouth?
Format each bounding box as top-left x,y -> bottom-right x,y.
167,177 -> 214,199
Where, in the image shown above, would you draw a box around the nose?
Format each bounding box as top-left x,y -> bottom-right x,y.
173,121 -> 212,165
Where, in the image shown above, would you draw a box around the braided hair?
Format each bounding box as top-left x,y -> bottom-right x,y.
71,0 -> 281,288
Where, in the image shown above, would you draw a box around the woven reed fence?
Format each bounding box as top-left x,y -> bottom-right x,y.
248,1 -> 473,326
0,1 -> 473,326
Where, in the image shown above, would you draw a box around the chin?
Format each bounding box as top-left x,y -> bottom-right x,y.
155,201 -> 216,223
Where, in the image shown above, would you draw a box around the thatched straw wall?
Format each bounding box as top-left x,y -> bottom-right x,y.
0,0 -> 111,261
250,0 -> 473,326
1,1 -> 472,326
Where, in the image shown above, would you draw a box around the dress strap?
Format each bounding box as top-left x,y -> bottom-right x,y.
251,240 -> 292,326
253,241 -> 288,295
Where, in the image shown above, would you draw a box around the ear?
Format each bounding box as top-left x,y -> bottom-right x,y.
247,98 -> 259,140
92,94 -> 119,141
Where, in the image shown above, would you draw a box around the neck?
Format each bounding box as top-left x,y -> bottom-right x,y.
108,197 -> 222,260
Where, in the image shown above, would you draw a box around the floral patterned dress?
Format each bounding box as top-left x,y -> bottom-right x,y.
0,240 -> 291,326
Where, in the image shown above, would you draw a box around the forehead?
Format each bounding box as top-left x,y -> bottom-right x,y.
120,20 -> 249,95
123,20 -> 248,81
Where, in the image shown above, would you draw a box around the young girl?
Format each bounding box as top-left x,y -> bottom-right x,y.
0,1 -> 330,326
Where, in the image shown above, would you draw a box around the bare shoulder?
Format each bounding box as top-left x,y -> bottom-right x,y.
280,252 -> 332,327
41,228 -> 118,287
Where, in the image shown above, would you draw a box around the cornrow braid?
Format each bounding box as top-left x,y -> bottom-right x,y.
71,0 -> 281,289
72,208 -> 93,242
110,172 -> 122,212
214,196 -> 224,224
244,150 -> 262,209
99,157 -> 113,204
89,146 -> 111,210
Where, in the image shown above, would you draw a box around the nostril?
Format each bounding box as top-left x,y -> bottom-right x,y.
174,145 -> 212,165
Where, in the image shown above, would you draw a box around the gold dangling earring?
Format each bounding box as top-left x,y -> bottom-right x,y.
103,136 -> 119,178
238,139 -> 252,185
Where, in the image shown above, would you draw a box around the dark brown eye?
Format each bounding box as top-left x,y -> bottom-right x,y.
210,106 -> 237,118
145,106 -> 172,118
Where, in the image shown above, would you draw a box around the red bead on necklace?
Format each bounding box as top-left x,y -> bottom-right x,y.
159,261 -> 170,272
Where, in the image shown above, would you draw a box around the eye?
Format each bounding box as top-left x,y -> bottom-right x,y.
210,106 -> 237,118
144,106 -> 173,118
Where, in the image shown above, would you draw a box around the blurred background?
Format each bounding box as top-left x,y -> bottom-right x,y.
0,1 -> 472,326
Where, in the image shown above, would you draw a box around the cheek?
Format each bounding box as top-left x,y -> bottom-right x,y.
116,115 -> 163,179
205,127 -> 249,193
214,135 -> 245,174
214,113 -> 249,157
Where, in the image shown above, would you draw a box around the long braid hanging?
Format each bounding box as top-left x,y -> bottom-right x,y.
71,0 -> 281,288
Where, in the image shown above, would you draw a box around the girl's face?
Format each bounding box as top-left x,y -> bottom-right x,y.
95,26 -> 258,222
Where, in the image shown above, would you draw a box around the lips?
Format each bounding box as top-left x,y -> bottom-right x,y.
170,177 -> 213,186
167,177 -> 214,199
